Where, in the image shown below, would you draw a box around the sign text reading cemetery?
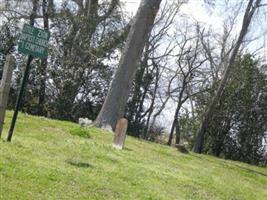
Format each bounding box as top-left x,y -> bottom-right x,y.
18,24 -> 50,58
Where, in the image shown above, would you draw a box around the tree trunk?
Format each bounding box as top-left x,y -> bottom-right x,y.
38,0 -> 49,115
167,102 -> 182,146
0,55 -> 15,136
193,0 -> 262,153
95,0 -> 162,129
213,117 -> 231,157
144,65 -> 159,139
168,101 -> 183,146
175,120 -> 181,145
167,118 -> 176,146
167,75 -> 188,146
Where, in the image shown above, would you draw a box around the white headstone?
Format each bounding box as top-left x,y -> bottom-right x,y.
78,118 -> 92,127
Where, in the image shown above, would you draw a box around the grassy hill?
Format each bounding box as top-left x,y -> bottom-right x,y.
0,111 -> 266,200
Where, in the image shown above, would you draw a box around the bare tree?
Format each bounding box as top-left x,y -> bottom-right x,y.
193,0 -> 263,153
166,27 -> 207,146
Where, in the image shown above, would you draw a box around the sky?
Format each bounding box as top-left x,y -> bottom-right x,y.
122,0 -> 266,62
122,0 -> 224,28
122,0 -> 267,129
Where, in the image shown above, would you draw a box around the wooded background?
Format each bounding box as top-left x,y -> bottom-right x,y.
0,0 -> 266,166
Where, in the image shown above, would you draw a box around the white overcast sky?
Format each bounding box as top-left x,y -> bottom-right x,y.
122,0 -> 266,59
122,0 -> 224,28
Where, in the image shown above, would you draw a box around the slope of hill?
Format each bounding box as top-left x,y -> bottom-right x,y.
0,111 -> 266,200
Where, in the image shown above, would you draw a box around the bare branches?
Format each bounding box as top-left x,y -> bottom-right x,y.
98,0 -> 119,23
193,0 -> 263,153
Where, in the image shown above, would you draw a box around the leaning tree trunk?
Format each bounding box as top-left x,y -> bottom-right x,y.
167,102 -> 182,146
144,65 -> 159,139
167,118 -> 177,146
38,0 -> 49,115
193,0 -> 262,153
95,0 -> 162,129
175,120 -> 181,145
167,76 -> 188,146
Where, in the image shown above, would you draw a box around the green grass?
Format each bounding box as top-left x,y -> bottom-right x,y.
0,111 -> 266,200
69,127 -> 91,138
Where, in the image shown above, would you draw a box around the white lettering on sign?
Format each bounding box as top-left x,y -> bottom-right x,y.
35,37 -> 48,47
20,33 -> 48,48
20,33 -> 35,43
37,30 -> 49,40
18,24 -> 50,58
23,42 -> 45,54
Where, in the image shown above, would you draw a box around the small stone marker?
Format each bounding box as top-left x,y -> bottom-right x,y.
0,55 -> 15,136
113,118 -> 128,150
78,118 -> 92,127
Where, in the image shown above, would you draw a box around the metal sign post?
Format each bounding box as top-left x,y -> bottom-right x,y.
7,55 -> 33,142
7,24 -> 50,142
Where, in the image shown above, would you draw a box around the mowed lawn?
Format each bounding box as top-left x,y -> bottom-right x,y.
0,111 -> 266,200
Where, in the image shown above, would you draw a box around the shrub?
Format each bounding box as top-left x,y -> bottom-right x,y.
69,127 -> 91,138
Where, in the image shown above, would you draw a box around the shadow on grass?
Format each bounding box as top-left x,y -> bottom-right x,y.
123,147 -> 133,151
65,159 -> 94,168
191,154 -> 267,177
0,138 -> 6,142
232,164 -> 267,177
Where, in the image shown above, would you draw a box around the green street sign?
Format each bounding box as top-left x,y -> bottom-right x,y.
18,24 -> 50,58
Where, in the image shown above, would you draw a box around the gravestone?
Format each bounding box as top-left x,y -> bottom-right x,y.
113,118 -> 128,150
0,55 -> 15,136
78,118 -> 92,127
